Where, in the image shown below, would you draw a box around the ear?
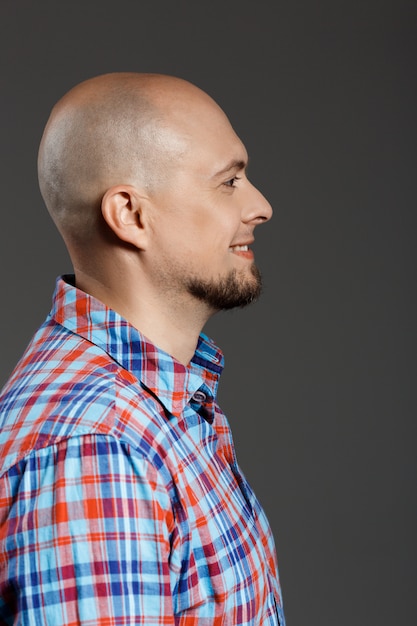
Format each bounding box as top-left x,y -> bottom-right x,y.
101,185 -> 150,250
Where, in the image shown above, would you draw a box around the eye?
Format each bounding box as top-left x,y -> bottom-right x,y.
223,176 -> 241,188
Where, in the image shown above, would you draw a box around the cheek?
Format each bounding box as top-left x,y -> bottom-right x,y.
195,209 -> 239,238
156,198 -> 240,254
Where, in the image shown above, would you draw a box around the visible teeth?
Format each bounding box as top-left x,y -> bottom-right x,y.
230,245 -> 248,251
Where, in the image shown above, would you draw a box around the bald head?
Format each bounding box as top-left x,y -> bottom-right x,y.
37,72 -> 219,245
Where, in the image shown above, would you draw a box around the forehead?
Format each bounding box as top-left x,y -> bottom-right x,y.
174,108 -> 248,177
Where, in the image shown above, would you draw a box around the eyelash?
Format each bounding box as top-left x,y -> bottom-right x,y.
224,176 -> 241,188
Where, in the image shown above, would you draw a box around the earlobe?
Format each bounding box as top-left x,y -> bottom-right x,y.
101,185 -> 148,249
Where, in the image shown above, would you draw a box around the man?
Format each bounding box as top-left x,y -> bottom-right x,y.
0,73 -> 285,625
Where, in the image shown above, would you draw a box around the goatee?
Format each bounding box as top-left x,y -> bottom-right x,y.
186,263 -> 262,310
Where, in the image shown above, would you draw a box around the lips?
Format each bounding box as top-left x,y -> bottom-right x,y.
229,244 -> 249,252
229,243 -> 254,260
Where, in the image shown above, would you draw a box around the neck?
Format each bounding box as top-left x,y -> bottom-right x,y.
74,267 -> 214,366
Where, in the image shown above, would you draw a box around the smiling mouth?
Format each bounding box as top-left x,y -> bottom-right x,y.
229,245 -> 249,252
229,244 -> 254,260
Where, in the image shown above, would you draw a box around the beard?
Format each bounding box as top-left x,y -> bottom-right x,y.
185,263 -> 262,310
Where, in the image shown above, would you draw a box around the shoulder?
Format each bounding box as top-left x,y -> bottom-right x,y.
0,319 -> 171,477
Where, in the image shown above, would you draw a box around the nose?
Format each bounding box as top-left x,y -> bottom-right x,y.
242,179 -> 273,225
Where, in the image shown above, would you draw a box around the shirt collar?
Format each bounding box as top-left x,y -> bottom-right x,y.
49,275 -> 224,418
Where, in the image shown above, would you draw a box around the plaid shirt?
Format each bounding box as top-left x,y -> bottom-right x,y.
0,276 -> 285,625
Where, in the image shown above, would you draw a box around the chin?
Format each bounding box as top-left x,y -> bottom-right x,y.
186,265 -> 262,310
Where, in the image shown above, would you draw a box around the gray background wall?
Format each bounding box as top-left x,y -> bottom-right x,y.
1,1 -> 416,624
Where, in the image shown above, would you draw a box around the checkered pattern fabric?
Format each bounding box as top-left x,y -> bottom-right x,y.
0,276 -> 285,625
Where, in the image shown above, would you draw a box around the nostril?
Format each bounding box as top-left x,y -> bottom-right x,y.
256,215 -> 270,223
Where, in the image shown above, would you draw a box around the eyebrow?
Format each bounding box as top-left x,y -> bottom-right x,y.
213,158 -> 248,178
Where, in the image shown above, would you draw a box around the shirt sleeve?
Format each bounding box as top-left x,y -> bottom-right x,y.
2,433 -> 176,625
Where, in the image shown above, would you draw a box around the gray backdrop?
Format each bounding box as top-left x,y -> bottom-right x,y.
1,1 -> 416,624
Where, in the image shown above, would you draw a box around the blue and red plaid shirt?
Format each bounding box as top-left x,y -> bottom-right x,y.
0,275 -> 285,625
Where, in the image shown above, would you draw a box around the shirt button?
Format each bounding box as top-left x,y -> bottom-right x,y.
192,390 -> 207,403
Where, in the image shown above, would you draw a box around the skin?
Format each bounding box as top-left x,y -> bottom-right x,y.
38,73 -> 273,364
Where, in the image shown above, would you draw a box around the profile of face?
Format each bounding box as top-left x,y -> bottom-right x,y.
143,85 -> 273,313
38,74 -> 273,316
